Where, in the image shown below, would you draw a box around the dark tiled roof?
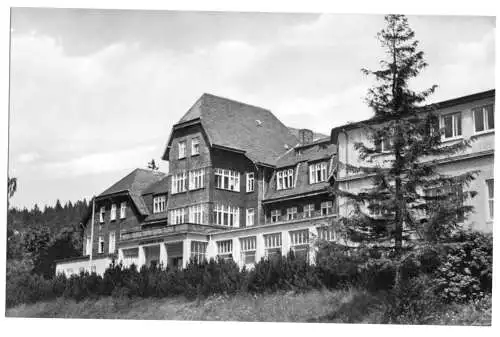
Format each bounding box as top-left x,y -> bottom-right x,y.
143,212 -> 168,223
276,139 -> 336,168
287,127 -> 328,142
166,93 -> 299,166
142,176 -> 169,195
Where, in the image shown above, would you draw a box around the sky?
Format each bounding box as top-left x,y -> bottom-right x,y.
8,8 -> 495,209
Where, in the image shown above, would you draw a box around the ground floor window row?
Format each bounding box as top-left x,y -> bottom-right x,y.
268,200 -> 336,223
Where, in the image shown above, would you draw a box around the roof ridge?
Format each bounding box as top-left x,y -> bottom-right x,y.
202,93 -> 272,113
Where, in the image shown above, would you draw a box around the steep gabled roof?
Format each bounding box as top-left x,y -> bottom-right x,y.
142,175 -> 169,195
163,93 -> 299,166
99,168 -> 166,197
287,127 -> 328,142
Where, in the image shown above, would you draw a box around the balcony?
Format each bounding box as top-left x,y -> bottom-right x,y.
120,223 -> 227,241
267,209 -> 337,226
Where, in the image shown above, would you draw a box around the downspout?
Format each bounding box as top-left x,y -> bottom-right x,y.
89,196 -> 95,272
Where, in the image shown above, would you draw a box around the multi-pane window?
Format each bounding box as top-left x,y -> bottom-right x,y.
123,248 -> 139,265
85,236 -> 91,256
287,207 -> 298,221
214,204 -> 240,227
240,236 -> 257,264
304,203 -> 315,218
98,236 -> 104,254
375,137 -> 393,153
290,229 -> 309,259
474,105 -> 494,133
426,183 -> 464,221
486,179 -> 494,221
246,208 -> 255,227
178,141 -> 186,159
277,168 -> 294,190
246,172 -> 255,192
108,232 -> 116,253
169,208 -> 186,225
217,240 -> 233,260
153,195 -> 166,213
441,112 -> 462,139
190,241 -> 207,263
110,204 -> 117,221
214,168 -> 240,191
264,233 -> 282,257
172,171 -> 187,194
271,209 -> 281,223
191,137 -> 200,156
309,162 -> 328,184
188,204 -> 203,224
99,206 -> 105,223
120,201 -> 127,219
321,201 -> 334,216
189,168 -> 205,190
317,226 -> 336,242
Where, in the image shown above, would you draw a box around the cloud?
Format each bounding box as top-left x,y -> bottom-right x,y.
17,152 -> 40,164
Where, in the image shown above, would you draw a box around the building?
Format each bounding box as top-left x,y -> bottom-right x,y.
55,90 -> 494,277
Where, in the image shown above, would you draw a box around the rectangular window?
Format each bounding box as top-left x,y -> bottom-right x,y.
246,172 -> 255,192
321,201 -> 333,216
214,204 -> 240,227
290,229 -> 309,260
189,168 -> 205,190
277,168 -> 294,190
474,104 -> 494,133
271,209 -> 280,223
240,236 -> 257,264
171,171 -> 187,194
123,248 -> 139,266
98,236 -> 104,254
109,232 -> 116,253
99,206 -> 105,223
264,233 -> 282,258
110,204 -> 117,221
178,141 -> 186,159
153,195 -> 166,213
426,183 -> 464,221
120,201 -> 127,219
217,240 -> 233,260
191,137 -> 200,156
486,179 -> 494,221
304,203 -> 315,218
214,168 -> 240,192
317,226 -> 336,242
441,112 -> 462,139
309,162 -> 328,184
190,241 -> 207,263
287,207 -> 298,221
188,204 -> 204,224
246,208 -> 255,227
169,208 -> 186,225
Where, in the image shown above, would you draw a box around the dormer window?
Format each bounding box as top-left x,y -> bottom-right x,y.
277,168 -> 294,190
178,141 -> 186,159
153,195 -> 166,213
191,137 -> 200,156
309,162 -> 328,184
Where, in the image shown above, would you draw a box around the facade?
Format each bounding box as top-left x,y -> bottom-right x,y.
56,90 -> 494,277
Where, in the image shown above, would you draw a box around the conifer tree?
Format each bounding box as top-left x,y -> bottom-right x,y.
337,15 -> 477,254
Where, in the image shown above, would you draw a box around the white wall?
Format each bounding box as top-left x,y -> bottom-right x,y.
55,257 -> 113,277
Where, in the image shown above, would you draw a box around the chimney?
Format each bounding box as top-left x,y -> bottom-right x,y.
298,129 -> 314,145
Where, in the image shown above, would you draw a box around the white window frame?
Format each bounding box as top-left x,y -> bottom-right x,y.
98,236 -> 104,254
309,162 -> 328,184
214,204 -> 240,227
240,236 -> 257,264
169,208 -> 186,225
270,209 -> 280,223
473,104 -> 495,134
190,241 -> 207,262
191,137 -> 200,156
290,229 -> 309,246
178,141 -> 186,159
486,179 -> 494,221
217,240 -> 233,259
317,226 -> 336,242
246,208 -> 255,227
321,201 -> 334,216
189,168 -> 205,190
171,171 -> 187,194
264,233 -> 282,257
214,168 -> 240,192
120,201 -> 127,219
304,203 -> 315,218
246,172 -> 255,192
287,207 -> 298,221
110,204 -> 117,221
277,168 -> 294,190
108,232 -> 116,253
188,204 -> 204,224
153,195 -> 166,213
440,112 -> 462,141
99,206 -> 105,223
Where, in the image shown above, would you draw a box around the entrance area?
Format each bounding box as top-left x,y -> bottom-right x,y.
144,245 -> 160,268
166,242 -> 183,270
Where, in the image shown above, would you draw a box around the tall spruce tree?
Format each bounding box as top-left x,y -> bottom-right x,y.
337,15 -> 477,254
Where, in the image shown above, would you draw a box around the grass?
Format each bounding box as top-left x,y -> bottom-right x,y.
5,289 -> 491,325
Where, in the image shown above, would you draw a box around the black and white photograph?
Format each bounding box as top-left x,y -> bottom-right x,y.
3,1 -> 496,329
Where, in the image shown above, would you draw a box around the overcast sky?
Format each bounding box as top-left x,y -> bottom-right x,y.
8,8 -> 495,209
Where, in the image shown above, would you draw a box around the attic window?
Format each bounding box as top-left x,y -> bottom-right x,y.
256,120 -> 263,127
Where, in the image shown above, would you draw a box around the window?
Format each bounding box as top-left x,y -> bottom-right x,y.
486,179 -> 494,221
85,236 -> 91,256
110,204 -> 117,221
375,137 -> 393,153
217,240 -> 233,260
474,105 -> 494,133
191,241 -> 207,263
169,208 -> 186,225
317,226 -> 336,242
264,233 -> 282,257
178,141 -> 186,159
123,248 -> 139,265
246,172 -> 255,192
98,236 -> 104,254
287,207 -> 298,221
309,162 -> 328,184
99,206 -> 105,223
214,168 -> 240,191
304,203 -> 315,218
426,183 -> 464,221
271,209 -> 281,223
290,229 -> 309,259
171,171 -> 187,194
109,232 -> 116,253
120,201 -> 127,219
369,200 -> 392,217
441,112 -> 462,140
246,208 -> 255,227
153,195 -> 166,213
277,168 -> 294,190
214,204 -> 240,227
240,236 -> 257,264
188,204 -> 204,224
321,201 -> 334,216
191,137 -> 200,156
189,168 -> 204,190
